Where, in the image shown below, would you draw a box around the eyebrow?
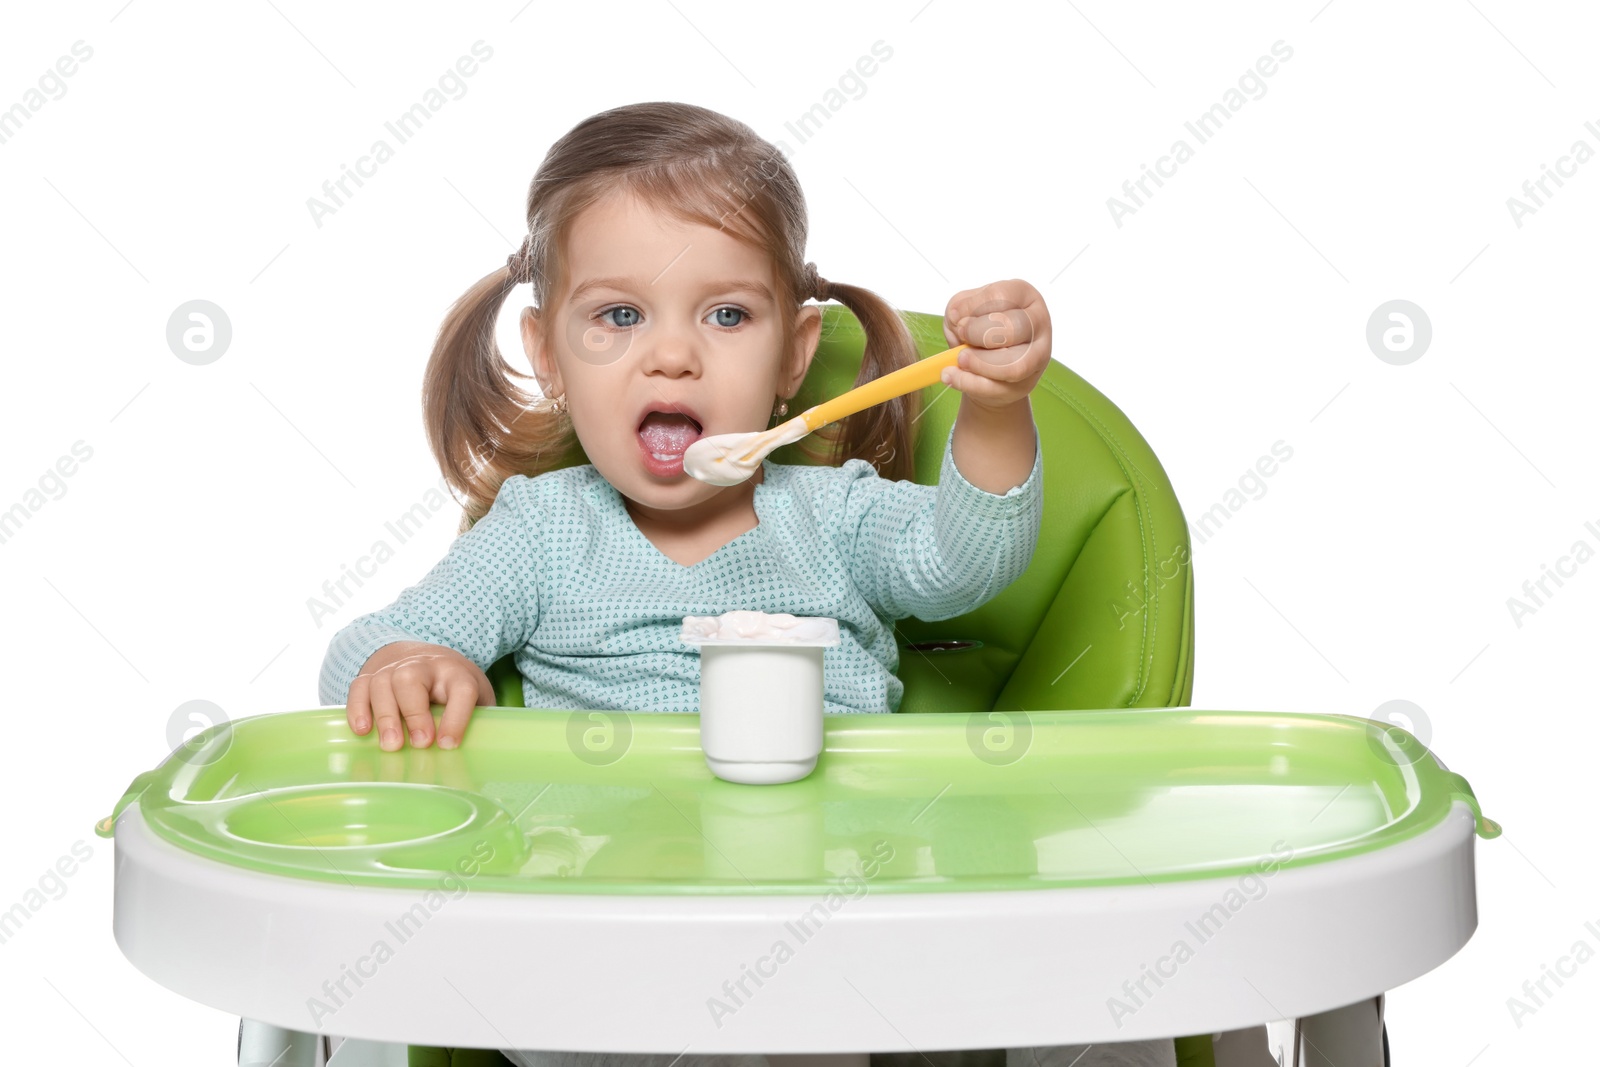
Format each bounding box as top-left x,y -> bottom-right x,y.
568,276 -> 775,303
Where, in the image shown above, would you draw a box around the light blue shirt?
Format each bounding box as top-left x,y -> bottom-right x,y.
319,422 -> 1042,714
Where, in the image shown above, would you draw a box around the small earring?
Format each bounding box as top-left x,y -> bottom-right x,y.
773,398 -> 789,418
532,392 -> 567,415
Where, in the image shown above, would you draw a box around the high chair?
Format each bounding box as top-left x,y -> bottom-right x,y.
100,305 -> 1497,1067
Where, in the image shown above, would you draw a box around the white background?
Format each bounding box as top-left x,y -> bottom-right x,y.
2,0 -> 1596,1062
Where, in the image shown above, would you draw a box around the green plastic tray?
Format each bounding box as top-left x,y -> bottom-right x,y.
98,706 -> 1498,896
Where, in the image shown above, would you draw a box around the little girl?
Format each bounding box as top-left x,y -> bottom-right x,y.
318,102 -> 1175,1067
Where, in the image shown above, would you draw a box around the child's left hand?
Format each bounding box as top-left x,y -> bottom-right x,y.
940,280 -> 1052,414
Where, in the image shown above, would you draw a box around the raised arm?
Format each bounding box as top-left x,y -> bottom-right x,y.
837,420 -> 1042,622
838,278 -> 1052,623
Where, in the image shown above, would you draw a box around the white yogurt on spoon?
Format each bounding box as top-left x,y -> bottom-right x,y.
682,416 -> 813,486
684,343 -> 968,486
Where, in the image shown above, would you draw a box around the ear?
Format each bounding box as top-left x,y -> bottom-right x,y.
520,306 -> 563,397
782,304 -> 824,399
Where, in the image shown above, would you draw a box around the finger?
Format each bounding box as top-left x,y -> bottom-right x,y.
958,340 -> 1034,379
956,308 -> 1035,353
944,286 -> 992,331
368,673 -> 405,751
943,289 -> 982,346
944,281 -> 1031,335
436,671 -> 481,750
949,284 -> 1050,355
346,674 -> 373,735
391,664 -> 437,748
940,362 -> 1018,403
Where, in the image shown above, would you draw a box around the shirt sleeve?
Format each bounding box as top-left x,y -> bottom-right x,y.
316,476 -> 541,706
835,420 -> 1043,623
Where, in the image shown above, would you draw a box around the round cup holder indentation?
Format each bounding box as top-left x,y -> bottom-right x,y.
221,784 -> 477,849
902,639 -> 983,653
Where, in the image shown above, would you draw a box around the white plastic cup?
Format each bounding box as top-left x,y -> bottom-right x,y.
680,613 -> 841,785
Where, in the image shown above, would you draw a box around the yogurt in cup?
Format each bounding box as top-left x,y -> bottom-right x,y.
680,610 -> 841,785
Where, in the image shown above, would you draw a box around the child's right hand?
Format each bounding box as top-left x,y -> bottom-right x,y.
347,641 -> 496,751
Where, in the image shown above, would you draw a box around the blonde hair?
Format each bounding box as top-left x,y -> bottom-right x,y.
422,101 -> 923,531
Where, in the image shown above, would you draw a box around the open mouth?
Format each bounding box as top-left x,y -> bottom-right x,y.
637,410 -> 703,462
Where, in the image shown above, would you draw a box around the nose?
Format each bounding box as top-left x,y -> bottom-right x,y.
639,319 -> 701,378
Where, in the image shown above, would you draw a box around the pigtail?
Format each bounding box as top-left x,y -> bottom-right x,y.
421,264 -> 577,534
799,283 -> 922,485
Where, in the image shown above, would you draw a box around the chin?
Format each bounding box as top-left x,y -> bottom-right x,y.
617,465 -> 709,498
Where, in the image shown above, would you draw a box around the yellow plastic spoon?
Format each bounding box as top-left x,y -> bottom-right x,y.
682,344 -> 969,486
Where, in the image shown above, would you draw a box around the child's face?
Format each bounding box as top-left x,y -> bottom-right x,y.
521,189 -> 822,519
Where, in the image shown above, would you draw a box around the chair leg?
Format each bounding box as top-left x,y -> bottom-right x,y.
1209,1024 -> 1278,1067
1295,996 -> 1384,1067
325,1037 -> 413,1065
238,1018 -> 329,1067
1213,994 -> 1385,1067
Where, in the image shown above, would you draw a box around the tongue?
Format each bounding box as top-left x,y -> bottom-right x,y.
638,413 -> 699,455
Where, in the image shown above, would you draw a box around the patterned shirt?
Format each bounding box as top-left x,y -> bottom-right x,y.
318,422 -> 1042,714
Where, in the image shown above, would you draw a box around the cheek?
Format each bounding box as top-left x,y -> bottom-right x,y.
556,310 -> 635,370
567,398 -> 606,439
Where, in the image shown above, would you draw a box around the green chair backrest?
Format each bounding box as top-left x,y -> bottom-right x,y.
486,304 -> 1194,713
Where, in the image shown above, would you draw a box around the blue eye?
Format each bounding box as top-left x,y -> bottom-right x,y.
592,304 -> 749,330
597,305 -> 641,328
